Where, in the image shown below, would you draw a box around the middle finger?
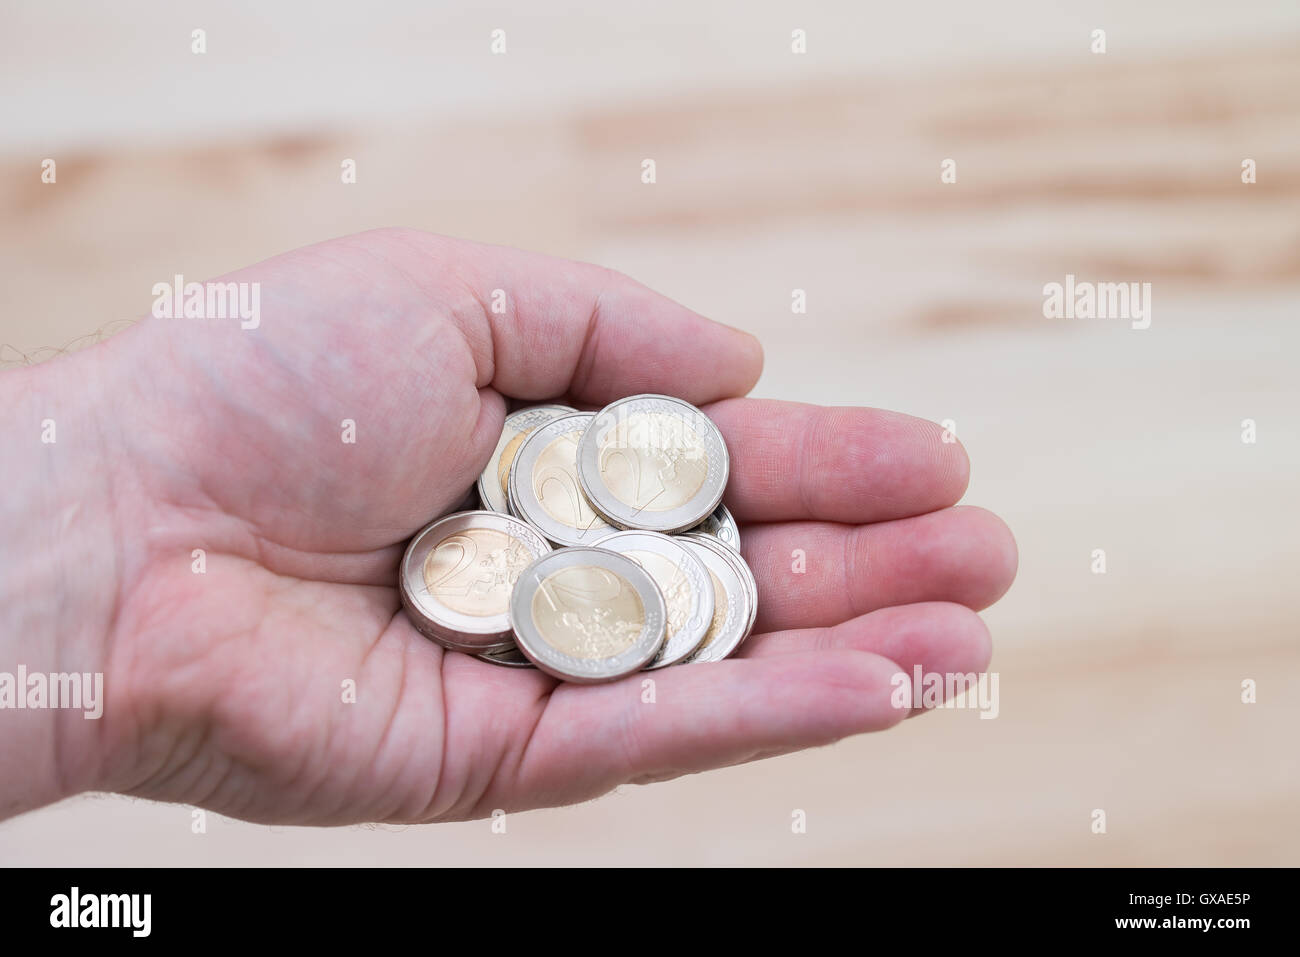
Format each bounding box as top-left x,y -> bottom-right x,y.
742,505 -> 1017,634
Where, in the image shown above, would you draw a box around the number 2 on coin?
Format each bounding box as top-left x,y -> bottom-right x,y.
536,567 -> 622,614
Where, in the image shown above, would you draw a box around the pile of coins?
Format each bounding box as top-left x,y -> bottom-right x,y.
399,394 -> 757,683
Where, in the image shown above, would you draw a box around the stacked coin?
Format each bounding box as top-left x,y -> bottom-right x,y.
400,511 -> 552,654
399,394 -> 758,682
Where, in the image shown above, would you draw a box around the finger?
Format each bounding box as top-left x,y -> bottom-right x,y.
742,506 -> 1018,633
386,230 -> 764,405
741,601 -> 992,679
505,648 -> 910,807
704,397 -> 969,524
741,603 -> 993,718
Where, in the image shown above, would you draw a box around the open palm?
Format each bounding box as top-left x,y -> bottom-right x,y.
70,229 -> 1016,824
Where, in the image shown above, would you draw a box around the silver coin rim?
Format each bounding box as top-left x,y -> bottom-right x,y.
676,534 -> 755,663
476,404 -> 576,513
507,412 -> 616,546
509,547 -> 668,683
681,531 -> 758,636
575,394 -> 729,533
692,502 -> 741,552
400,510 -> 552,651
476,645 -> 537,668
421,628 -> 517,656
592,530 -> 714,669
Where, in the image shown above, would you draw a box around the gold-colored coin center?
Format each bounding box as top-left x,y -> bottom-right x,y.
423,528 -> 531,617
497,427 -> 536,496
693,568 -> 727,654
625,549 -> 691,641
597,411 -> 708,512
533,435 -> 603,528
530,564 -> 645,660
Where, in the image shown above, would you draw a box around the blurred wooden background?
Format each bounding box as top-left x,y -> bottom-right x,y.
1,1 -> 1297,865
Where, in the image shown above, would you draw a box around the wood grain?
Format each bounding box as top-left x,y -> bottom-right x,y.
0,40 -> 1296,866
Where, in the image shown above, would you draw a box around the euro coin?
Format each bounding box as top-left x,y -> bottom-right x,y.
593,530 -> 714,668
509,547 -> 667,683
676,533 -> 757,663
507,411 -> 616,546
576,394 -> 728,533
400,511 -> 552,654
691,502 -> 741,552
477,404 -> 576,513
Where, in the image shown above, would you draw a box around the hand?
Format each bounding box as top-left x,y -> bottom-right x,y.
0,228 -> 1016,824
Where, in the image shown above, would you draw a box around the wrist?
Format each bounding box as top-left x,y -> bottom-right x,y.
0,346 -> 128,817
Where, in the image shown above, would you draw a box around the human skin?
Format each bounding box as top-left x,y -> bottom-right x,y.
0,228 -> 1016,824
